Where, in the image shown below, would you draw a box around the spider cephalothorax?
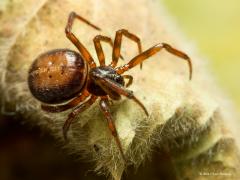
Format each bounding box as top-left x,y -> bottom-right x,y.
87,66 -> 125,99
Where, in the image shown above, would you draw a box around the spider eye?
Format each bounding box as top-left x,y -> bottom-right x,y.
114,75 -> 124,85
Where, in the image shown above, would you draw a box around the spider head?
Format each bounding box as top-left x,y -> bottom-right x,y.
90,66 -> 125,86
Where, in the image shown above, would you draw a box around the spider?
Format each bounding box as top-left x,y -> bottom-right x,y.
28,12 -> 192,161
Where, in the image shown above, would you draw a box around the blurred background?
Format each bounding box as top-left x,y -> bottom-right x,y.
162,0 -> 240,112
0,0 -> 239,179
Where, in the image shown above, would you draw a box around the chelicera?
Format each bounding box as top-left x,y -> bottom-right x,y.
28,12 -> 192,161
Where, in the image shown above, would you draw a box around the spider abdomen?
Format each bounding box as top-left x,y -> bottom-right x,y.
28,49 -> 88,104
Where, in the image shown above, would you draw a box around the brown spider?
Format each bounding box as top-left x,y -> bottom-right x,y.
28,12 -> 192,161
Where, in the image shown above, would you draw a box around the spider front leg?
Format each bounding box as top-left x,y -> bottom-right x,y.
63,95 -> 97,141
93,35 -> 124,66
65,12 -> 101,68
93,35 -> 112,66
116,43 -> 193,80
111,29 -> 143,68
92,75 -> 148,116
99,97 -> 126,162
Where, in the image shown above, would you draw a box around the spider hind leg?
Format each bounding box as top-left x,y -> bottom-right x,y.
99,97 -> 126,162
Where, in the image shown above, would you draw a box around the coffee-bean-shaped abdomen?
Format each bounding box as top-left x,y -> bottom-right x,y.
28,49 -> 88,104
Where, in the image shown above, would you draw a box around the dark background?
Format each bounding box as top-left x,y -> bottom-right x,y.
0,115 -> 175,180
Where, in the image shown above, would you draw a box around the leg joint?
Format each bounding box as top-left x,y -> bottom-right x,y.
116,29 -> 128,34
70,11 -> 76,17
65,27 -> 71,35
93,35 -> 100,42
126,90 -> 134,99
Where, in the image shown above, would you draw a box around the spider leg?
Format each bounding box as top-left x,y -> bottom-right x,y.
63,95 -> 97,141
41,90 -> 90,113
93,35 -> 113,66
93,35 -> 124,66
122,75 -> 133,87
65,12 -> 100,68
111,29 -> 143,68
99,97 -> 126,162
116,43 -> 193,80
92,75 -> 148,116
